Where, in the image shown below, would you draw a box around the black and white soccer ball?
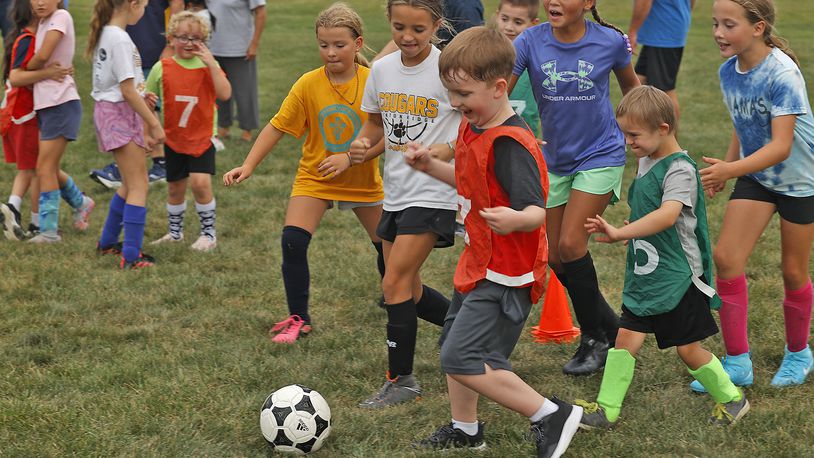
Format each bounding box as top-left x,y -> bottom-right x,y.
260,384 -> 332,454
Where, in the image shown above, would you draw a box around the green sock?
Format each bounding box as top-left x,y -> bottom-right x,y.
688,357 -> 742,404
597,348 -> 636,422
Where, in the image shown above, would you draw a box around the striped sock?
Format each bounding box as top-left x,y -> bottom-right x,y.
167,201 -> 186,240
196,199 -> 216,240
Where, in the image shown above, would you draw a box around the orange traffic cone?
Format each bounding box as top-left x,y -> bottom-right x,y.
530,271 -> 581,344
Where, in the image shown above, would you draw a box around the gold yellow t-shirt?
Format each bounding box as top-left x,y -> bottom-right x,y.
271,65 -> 383,202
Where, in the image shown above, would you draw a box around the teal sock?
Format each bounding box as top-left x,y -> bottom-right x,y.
59,176 -> 84,209
688,357 -> 742,404
597,348 -> 636,422
38,190 -> 60,234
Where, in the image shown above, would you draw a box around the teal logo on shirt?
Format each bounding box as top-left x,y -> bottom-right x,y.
540,60 -> 595,93
318,104 -> 361,153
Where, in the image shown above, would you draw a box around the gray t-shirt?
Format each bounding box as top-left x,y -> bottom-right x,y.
637,152 -> 702,277
208,0 -> 265,57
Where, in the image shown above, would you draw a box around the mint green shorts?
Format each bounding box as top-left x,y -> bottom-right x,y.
546,166 -> 625,209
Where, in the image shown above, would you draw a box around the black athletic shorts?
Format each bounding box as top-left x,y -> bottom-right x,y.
376,207 -> 456,248
165,143 -> 216,182
620,279 -> 718,349
730,176 -> 814,225
635,46 -> 684,91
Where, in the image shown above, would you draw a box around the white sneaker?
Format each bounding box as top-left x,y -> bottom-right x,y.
191,234 -> 217,252
28,232 -> 62,243
151,233 -> 184,245
211,136 -> 225,151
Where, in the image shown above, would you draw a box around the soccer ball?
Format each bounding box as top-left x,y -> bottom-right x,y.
260,384 -> 332,454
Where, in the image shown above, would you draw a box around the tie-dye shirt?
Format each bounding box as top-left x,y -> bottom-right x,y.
719,48 -> 814,197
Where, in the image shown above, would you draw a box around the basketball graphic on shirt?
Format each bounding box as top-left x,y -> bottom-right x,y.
318,104 -> 361,153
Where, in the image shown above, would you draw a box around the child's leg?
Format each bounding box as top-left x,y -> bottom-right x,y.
35,138 -> 67,236
10,170 -> 34,208
57,169 -> 94,231
594,329 -> 644,422
684,341 -> 742,405
190,172 -> 216,242
352,204 -> 385,279
713,200 -> 775,356
114,143 -> 149,263
163,179 -> 188,241
779,217 -> 814,352
278,196 -> 329,324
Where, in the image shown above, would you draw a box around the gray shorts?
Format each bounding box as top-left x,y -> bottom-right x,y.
440,280 -> 533,375
37,99 -> 82,141
326,199 -> 382,211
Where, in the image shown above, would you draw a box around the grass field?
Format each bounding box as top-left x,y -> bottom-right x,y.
2,0 -> 814,456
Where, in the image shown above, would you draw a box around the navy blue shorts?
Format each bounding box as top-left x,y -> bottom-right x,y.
37,99 -> 82,141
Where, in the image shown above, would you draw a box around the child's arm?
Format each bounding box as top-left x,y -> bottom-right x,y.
349,114 -> 385,164
586,200 -> 683,243
120,78 -> 165,147
613,63 -> 641,96
316,137 -> 384,178
703,131 -> 740,197
700,116 -> 795,190
193,42 -> 232,100
9,62 -> 72,87
507,74 -> 519,95
480,205 -> 546,235
27,29 -> 64,70
403,141 -> 455,186
222,123 -> 285,185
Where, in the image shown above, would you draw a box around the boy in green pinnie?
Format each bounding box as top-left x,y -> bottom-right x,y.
575,86 -> 749,427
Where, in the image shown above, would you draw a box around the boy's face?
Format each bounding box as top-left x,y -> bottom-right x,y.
496,3 -> 538,41
617,115 -> 668,159
444,71 -> 507,128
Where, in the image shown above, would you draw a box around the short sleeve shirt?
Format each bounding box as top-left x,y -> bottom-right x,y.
208,0 -> 266,57
638,0 -> 692,48
34,9 -> 79,109
719,48 -> 814,197
513,21 -> 630,175
91,26 -> 143,102
437,0 -> 484,45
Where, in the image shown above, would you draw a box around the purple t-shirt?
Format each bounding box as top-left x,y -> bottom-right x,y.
513,21 -> 631,175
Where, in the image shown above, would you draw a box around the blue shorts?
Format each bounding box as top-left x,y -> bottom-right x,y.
37,99 -> 82,141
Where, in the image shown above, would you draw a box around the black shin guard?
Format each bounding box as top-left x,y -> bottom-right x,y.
415,285 -> 450,326
386,299 -> 417,377
281,226 -> 312,322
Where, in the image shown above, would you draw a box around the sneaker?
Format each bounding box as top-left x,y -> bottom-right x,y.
771,345 -> 813,387
412,422 -> 486,450
529,397 -> 583,458
26,223 -> 39,238
269,315 -> 312,343
562,336 -> 609,376
96,241 -> 123,255
119,253 -> 156,270
690,353 -> 753,393
574,400 -> 614,430
358,373 -> 422,408
211,136 -> 225,151
72,196 -> 95,231
148,162 -> 166,183
89,162 -> 122,189
28,232 -> 62,243
190,234 -> 217,252
151,233 -> 184,245
454,221 -> 466,238
0,203 -> 26,241
710,394 -> 750,426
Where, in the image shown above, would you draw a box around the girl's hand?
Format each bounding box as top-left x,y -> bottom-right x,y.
585,214 -> 622,243
193,41 -> 217,67
147,123 -> 165,148
223,166 -> 253,186
705,182 -> 726,198
45,63 -> 72,81
318,153 -> 352,178
479,206 -> 522,235
349,137 -> 370,165
143,92 -> 159,110
700,156 -> 733,189
404,142 -> 432,171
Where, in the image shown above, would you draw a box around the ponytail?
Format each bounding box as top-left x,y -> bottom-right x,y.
87,0 -> 129,59
764,26 -> 799,67
354,51 -> 370,68
590,5 -> 625,37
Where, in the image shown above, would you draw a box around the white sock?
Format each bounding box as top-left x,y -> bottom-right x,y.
30,211 -> 39,226
529,398 -> 559,423
451,419 -> 479,436
8,195 -> 22,211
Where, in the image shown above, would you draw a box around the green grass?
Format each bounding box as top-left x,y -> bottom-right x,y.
2,0 -> 814,456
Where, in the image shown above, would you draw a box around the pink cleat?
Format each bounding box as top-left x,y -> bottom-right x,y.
73,196 -> 95,231
269,315 -> 312,344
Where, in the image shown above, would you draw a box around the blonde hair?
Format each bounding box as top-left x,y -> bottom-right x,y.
386,0 -> 452,45
167,11 -> 211,43
616,85 -> 677,134
87,0 -> 143,59
725,0 -> 799,66
439,26 -> 515,84
315,2 -> 371,68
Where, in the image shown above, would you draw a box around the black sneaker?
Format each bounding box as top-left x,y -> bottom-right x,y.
562,336 -> 609,376
1,203 -> 26,241
529,397 -> 583,458
26,223 -> 39,238
412,422 -> 486,450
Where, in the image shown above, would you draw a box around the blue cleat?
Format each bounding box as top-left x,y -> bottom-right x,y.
771,345 -> 813,387
690,353 -> 753,393
148,162 -> 166,183
89,162 -> 122,189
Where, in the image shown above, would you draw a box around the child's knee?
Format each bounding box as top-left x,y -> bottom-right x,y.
281,226 -> 312,260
